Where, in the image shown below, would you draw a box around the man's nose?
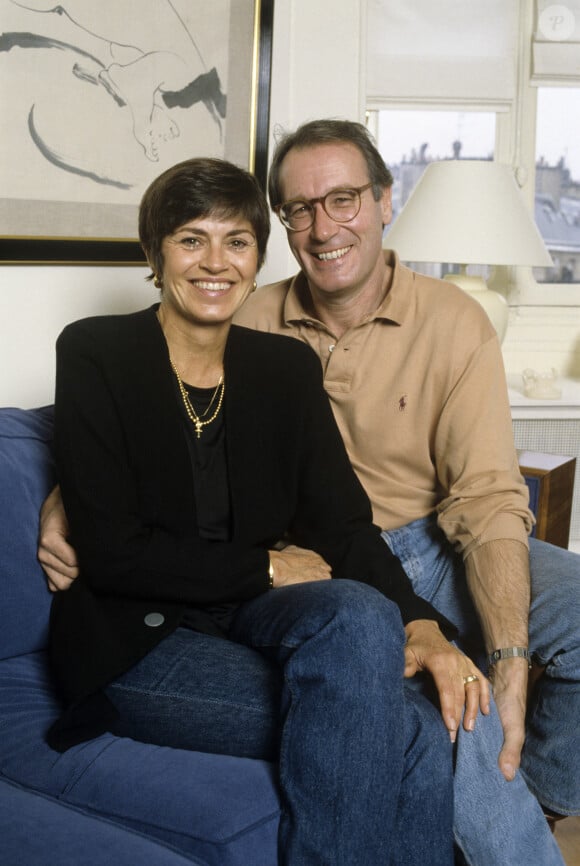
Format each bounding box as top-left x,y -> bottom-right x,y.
309,203 -> 338,240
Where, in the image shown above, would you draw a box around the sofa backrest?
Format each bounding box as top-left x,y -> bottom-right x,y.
0,407 -> 56,660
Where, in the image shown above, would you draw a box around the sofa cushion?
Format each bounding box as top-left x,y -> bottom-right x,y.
0,777 -> 209,865
0,406 -> 56,660
0,652 -> 280,866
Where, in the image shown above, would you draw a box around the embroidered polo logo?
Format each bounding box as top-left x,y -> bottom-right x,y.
398,394 -> 407,412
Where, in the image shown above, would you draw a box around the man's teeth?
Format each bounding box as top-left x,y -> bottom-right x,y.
195,281 -> 230,290
316,246 -> 350,261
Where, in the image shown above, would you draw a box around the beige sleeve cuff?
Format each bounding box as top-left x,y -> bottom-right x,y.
462,513 -> 531,558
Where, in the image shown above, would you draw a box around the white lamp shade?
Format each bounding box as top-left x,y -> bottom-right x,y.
385,160 -> 553,267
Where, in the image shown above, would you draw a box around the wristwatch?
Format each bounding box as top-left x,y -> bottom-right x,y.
487,647 -> 531,668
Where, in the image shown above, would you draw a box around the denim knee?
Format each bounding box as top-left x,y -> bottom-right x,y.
316,580 -> 407,660
231,579 -> 407,676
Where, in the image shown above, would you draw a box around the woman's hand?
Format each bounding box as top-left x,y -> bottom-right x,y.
37,485 -> 79,592
404,619 -> 490,742
269,545 -> 332,587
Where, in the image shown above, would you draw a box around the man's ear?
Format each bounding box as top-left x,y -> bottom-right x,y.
380,186 -> 393,227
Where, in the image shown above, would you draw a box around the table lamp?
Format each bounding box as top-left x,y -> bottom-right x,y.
385,160 -> 553,342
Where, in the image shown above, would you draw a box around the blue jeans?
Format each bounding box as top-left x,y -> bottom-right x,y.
383,515 -> 577,866
106,580 -> 454,866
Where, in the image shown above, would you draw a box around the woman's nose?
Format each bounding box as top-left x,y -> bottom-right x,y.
200,242 -> 228,270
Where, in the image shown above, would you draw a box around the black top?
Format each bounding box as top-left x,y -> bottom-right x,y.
179,381 -> 229,541
176,380 -> 237,636
48,305 -> 455,750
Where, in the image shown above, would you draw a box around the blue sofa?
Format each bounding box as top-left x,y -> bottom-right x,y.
0,406 -> 281,866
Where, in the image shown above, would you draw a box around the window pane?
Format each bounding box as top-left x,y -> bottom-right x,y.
375,109 -> 496,277
534,87 -> 580,284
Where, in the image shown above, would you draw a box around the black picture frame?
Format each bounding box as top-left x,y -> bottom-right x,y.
0,0 -> 274,265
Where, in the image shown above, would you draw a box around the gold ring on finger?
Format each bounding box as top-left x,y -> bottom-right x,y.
463,674 -> 480,685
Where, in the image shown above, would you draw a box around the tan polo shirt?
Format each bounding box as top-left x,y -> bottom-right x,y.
235,251 -> 533,557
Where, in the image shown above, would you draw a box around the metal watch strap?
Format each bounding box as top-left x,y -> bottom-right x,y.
488,647 -> 531,668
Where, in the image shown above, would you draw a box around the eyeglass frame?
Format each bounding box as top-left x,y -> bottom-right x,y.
274,182 -> 375,232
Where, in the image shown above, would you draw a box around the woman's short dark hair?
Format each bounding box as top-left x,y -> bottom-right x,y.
139,157 -> 271,281
268,119 -> 394,208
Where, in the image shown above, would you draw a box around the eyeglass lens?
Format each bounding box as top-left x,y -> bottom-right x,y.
281,188 -> 362,229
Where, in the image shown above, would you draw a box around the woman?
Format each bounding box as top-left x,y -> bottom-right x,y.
48,158 -> 486,865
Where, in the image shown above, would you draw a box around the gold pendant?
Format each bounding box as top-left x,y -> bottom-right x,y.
195,421 -> 202,438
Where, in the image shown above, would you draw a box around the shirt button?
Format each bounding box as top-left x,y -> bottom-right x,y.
144,612 -> 165,628
329,344 -> 335,352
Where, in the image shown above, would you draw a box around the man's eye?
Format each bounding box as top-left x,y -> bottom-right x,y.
286,202 -> 309,218
329,191 -> 356,207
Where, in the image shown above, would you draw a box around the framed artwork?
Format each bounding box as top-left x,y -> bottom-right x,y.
0,0 -> 274,264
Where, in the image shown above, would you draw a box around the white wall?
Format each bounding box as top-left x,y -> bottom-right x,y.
0,265 -> 158,408
0,0 -> 365,408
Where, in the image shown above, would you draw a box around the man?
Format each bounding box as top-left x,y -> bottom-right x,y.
40,120 -> 576,865
236,121 -> 578,864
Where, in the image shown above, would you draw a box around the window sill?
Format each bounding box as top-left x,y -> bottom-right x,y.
508,374 -> 580,419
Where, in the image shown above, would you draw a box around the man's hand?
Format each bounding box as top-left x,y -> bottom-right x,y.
465,539 -> 531,781
404,619 -> 490,743
269,545 -> 332,587
37,485 -> 78,592
488,657 -> 529,781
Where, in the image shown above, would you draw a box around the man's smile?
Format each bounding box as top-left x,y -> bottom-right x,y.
314,245 -> 352,261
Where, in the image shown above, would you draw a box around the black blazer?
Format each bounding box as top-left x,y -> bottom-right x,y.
48,306 -> 452,748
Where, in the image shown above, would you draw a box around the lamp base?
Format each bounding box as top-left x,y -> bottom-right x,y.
444,273 -> 508,343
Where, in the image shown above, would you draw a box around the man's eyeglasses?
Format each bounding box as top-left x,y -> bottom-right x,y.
275,183 -> 374,232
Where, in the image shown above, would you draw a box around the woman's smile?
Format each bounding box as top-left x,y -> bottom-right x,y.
192,280 -> 232,292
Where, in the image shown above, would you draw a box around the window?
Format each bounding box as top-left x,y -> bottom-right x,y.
533,87 -> 580,284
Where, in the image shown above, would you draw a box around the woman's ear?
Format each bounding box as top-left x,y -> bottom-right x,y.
143,247 -> 161,287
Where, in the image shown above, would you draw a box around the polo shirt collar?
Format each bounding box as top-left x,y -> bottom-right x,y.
282,249 -> 412,328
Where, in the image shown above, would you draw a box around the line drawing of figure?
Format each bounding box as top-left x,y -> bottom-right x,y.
1,0 -> 228,188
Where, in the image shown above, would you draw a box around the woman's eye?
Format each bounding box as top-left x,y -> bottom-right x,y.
229,239 -> 248,250
180,237 -> 201,248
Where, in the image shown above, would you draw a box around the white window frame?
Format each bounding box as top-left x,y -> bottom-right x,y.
495,0 -> 580,306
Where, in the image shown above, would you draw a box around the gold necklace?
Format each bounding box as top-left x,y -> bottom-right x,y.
171,361 -> 225,439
